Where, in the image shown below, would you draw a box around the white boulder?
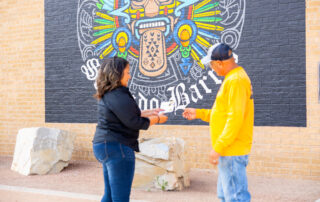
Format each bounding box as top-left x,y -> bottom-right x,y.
11,127 -> 75,175
133,137 -> 190,191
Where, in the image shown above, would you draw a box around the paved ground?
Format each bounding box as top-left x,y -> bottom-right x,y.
1,156 -> 320,202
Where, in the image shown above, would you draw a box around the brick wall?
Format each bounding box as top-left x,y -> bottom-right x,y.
0,0 -> 319,180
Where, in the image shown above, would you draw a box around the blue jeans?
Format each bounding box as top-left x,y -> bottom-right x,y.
217,155 -> 251,202
93,142 -> 135,202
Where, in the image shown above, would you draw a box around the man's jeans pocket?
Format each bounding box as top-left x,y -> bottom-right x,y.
235,155 -> 249,167
93,142 -> 108,163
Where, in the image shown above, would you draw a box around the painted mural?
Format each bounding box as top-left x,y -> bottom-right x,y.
45,0 -> 306,126
77,0 -> 245,113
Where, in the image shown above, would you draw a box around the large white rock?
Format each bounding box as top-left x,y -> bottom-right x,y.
139,137 -> 184,161
154,172 -> 189,191
11,127 -> 75,175
135,153 -> 185,177
133,137 -> 190,191
132,159 -> 167,189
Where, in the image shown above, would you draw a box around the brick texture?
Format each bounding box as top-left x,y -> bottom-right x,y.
0,0 -> 319,180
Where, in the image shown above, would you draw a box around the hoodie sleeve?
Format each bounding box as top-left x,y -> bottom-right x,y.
195,109 -> 212,122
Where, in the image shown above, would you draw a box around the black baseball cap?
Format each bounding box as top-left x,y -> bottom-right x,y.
201,43 -> 233,65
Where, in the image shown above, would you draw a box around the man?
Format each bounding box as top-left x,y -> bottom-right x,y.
183,43 -> 254,202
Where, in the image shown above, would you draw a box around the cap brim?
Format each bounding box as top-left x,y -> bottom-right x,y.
200,56 -> 211,65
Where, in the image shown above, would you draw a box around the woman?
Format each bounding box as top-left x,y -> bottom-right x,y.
92,56 -> 168,202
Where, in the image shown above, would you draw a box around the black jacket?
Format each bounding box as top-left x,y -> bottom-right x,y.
92,86 -> 150,152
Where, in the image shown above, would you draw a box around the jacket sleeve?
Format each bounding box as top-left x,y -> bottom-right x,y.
106,92 -> 150,131
213,79 -> 246,154
195,109 -> 211,122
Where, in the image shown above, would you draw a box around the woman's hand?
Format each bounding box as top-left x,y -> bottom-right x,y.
141,108 -> 164,117
148,114 -> 168,126
158,114 -> 168,124
153,108 -> 165,115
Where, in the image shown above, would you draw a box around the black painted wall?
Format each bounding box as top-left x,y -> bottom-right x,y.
45,0 -> 306,126
238,0 -> 306,126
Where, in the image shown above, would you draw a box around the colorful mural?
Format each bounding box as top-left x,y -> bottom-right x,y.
77,0 -> 245,113
45,0 -> 306,126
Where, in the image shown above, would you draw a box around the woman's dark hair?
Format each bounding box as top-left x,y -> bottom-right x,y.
94,56 -> 129,100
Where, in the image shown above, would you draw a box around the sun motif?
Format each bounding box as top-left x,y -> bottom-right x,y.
91,0 -> 224,74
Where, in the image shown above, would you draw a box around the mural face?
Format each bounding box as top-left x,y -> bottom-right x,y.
77,0 -> 245,113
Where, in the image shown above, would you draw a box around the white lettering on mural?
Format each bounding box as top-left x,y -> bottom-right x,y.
81,58 -> 100,80
189,75 -> 214,103
138,92 -> 148,110
189,84 -> 203,103
208,70 -> 222,84
167,83 -> 191,113
136,70 -> 221,111
199,76 -> 212,94
150,98 -> 159,109
137,93 -> 160,110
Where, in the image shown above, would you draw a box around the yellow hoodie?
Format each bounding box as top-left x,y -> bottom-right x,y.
196,67 -> 254,156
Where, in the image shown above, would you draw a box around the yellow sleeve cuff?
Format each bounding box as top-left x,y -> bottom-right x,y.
195,109 -> 202,119
213,143 -> 224,154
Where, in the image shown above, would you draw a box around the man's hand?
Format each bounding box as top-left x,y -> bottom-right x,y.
182,108 -> 196,120
209,149 -> 220,165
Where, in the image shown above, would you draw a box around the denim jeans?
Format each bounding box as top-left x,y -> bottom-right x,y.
217,155 -> 251,202
93,142 -> 135,202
